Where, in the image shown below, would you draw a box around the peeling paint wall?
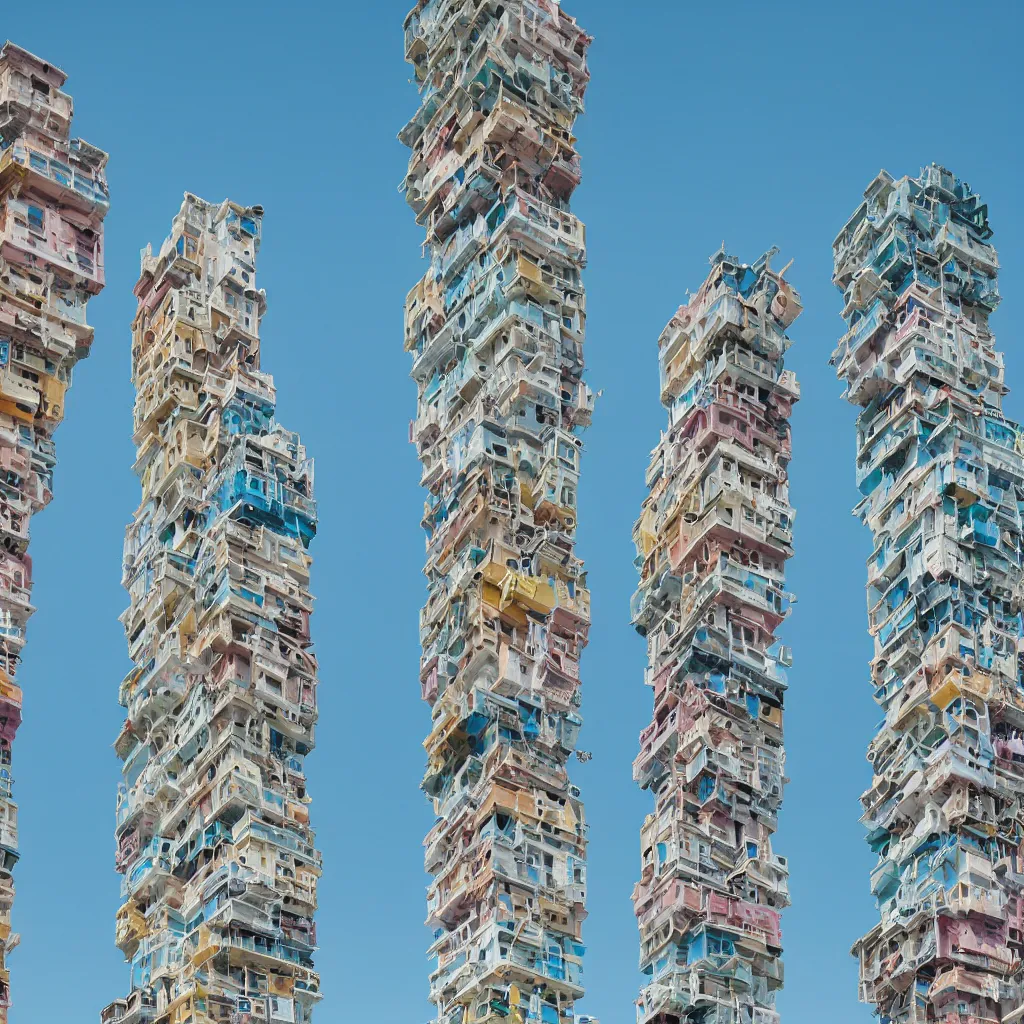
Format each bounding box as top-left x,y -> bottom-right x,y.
835,164 -> 1024,1024
632,249 -> 800,1024
400,3 -> 597,1023
0,39 -> 108,1023
103,195 -> 320,1024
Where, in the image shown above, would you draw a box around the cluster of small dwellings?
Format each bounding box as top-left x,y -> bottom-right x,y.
2,4 -> 1024,1024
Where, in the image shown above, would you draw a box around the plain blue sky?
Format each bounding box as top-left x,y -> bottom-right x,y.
2,1 -> 1022,1022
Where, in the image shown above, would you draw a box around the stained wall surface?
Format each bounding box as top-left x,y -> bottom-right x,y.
104,195 -> 320,1024
0,39 -> 108,1023
632,251 -> 800,1024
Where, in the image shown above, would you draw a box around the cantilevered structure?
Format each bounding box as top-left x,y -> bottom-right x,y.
834,164 -> 1024,1022
400,3 -> 595,1023
632,249 -> 801,1024
0,40 -> 108,1021
103,196 -> 321,1024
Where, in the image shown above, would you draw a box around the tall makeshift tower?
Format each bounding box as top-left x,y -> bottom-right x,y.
835,165 -> 1024,1022
103,196 -> 321,1024
400,3 -> 595,1023
631,250 -> 800,1024
0,40 -> 108,1021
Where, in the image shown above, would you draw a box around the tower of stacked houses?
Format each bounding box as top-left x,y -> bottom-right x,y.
631,250 -> 801,1024
835,165 -> 1024,1022
0,41 -> 108,1022
102,195 -> 321,1024
400,3 -> 596,1023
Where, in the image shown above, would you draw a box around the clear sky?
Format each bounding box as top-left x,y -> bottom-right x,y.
2,1 -> 1022,1022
